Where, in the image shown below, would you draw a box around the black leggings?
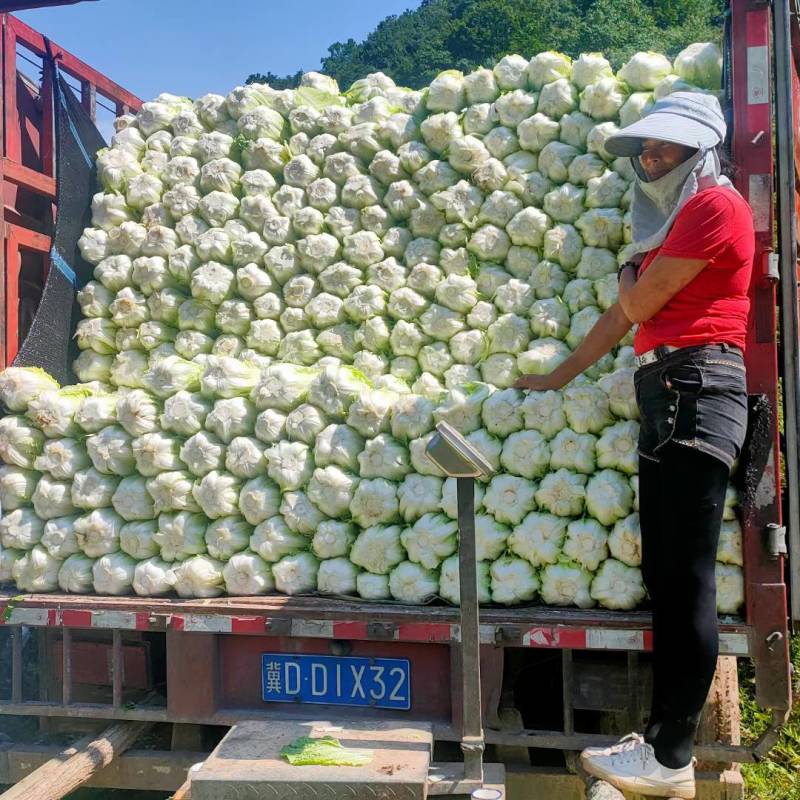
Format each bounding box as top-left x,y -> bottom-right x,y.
638,442 -> 730,769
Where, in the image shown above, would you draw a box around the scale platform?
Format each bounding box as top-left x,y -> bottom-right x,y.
190,719 -> 435,799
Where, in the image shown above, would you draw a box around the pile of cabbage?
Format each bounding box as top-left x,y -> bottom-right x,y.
0,41 -> 744,612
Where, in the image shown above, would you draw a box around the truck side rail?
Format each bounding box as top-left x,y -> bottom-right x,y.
0,12 -> 141,367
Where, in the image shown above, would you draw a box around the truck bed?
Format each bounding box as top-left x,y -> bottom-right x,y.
0,589 -> 750,655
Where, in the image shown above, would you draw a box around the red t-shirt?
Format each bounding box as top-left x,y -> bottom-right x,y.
633,186 -> 755,356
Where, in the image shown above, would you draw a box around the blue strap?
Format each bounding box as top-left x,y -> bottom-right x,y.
59,89 -> 94,167
50,247 -> 77,286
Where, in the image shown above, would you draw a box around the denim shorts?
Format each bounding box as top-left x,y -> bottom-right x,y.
633,344 -> 748,470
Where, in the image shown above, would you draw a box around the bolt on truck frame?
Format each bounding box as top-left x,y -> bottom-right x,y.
1,0 -> 800,796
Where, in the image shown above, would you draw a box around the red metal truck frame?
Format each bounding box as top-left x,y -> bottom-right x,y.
0,0 -> 794,768
0,11 -> 140,367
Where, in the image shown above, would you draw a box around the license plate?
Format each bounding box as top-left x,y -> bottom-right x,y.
261,653 -> 411,710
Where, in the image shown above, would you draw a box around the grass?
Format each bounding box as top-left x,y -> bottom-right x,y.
739,635 -> 800,799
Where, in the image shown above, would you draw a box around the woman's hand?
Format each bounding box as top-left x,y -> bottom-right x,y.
512,304 -> 635,393
513,373 -> 563,392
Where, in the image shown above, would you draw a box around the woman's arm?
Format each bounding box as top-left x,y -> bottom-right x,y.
513,302 -> 634,391
618,254 -> 707,323
619,190 -> 735,322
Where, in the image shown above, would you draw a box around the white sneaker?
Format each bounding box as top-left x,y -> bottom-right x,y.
581,731 -> 645,761
580,734 -> 696,799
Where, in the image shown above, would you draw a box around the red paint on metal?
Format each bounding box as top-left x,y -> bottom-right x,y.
166,631 -> 219,719
556,628 -> 589,649
59,609 -> 93,629
229,616 -> 267,635
4,20 -> 21,165
524,627 -> 587,649
642,630 -> 654,652
1,159 -> 56,198
135,612 -> 152,631
396,622 -> 452,642
330,620 -> 369,639
0,13 -> 141,365
729,0 -> 791,712
52,639 -> 151,690
171,615 -> 185,632
5,15 -> 141,112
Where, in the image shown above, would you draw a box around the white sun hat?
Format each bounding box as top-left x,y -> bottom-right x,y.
605,91 -> 726,158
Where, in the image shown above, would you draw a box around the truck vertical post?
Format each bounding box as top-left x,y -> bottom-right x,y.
426,421 -> 496,789
457,475 -> 484,785
773,0 -> 800,625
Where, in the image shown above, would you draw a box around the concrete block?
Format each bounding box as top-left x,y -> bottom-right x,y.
191,719 -> 433,800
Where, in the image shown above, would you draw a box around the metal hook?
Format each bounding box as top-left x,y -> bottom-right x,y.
766,631 -> 783,652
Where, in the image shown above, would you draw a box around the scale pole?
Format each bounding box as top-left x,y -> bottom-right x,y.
456,476 -> 484,784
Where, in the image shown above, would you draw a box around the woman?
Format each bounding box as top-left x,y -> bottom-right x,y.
514,92 -> 754,799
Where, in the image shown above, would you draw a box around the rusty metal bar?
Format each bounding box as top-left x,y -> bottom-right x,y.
0,695 -> 777,766
627,651 -> 640,732
61,627 -> 72,706
562,649 -> 574,736
112,629 -> 123,708
0,702 -> 168,722
11,625 -> 22,703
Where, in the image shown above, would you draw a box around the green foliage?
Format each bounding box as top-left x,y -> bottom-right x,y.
739,636 -> 800,799
246,70 -> 303,89
252,0 -> 724,90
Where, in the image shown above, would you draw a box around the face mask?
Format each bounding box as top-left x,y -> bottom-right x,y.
621,146 -> 741,262
631,149 -> 706,214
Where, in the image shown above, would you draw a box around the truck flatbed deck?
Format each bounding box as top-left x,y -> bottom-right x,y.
0,589 -> 750,655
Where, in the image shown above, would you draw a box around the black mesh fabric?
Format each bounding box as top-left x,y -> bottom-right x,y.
12,68 -> 106,383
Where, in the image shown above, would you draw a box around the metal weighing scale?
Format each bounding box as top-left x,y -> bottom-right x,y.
190,422 -> 506,799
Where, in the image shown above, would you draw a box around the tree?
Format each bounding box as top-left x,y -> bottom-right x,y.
249,0 -> 724,90
246,71 -> 302,89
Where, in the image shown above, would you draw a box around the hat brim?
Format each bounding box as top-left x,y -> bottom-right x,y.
605,111 -> 721,157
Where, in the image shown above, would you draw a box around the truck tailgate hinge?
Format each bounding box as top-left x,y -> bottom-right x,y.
765,251 -> 780,281
765,523 -> 788,559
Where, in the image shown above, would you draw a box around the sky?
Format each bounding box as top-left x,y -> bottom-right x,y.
16,0 -> 418,102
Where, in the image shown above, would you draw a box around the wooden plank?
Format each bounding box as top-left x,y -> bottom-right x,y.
697,656 -> 742,772
0,736 -> 95,790
2,747 -> 202,793
171,778 -> 192,800
0,721 -> 150,799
